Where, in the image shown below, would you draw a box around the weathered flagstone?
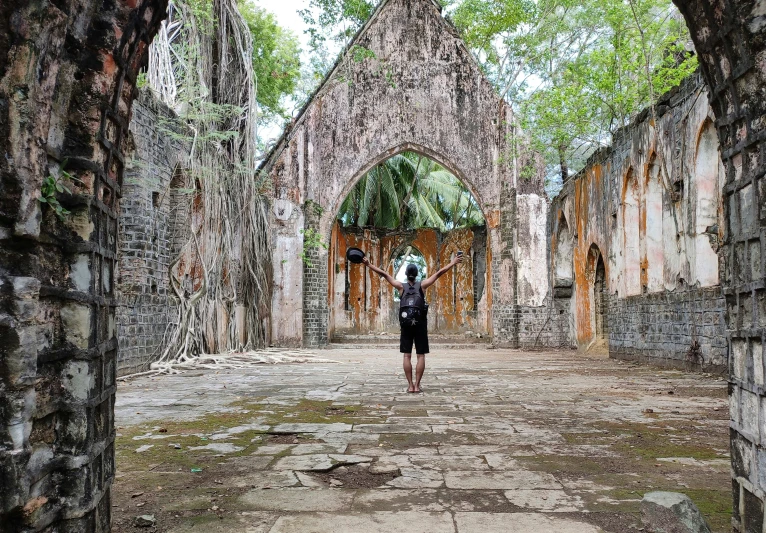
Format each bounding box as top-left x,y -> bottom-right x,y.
238,488 -> 355,511
504,489 -> 585,511
444,470 -> 562,490
113,348 -> 730,532
269,511 -> 456,533
454,512 -> 604,532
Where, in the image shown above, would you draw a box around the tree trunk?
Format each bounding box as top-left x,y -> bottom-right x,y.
558,144 -> 569,183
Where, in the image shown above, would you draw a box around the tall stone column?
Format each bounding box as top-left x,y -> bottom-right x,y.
0,1 -> 166,530
673,0 -> 766,530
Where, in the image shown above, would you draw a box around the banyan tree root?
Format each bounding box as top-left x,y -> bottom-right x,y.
145,0 -> 272,367
148,349 -> 340,375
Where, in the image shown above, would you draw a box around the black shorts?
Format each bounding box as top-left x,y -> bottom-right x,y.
400,321 -> 429,354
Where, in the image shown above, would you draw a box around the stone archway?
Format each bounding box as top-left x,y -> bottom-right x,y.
261,0 -> 549,349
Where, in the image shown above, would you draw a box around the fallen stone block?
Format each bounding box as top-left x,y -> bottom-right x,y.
641,491 -> 712,533
134,514 -> 156,528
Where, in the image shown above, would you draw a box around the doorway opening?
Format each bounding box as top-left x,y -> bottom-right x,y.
588,244 -> 609,351
328,151 -> 488,338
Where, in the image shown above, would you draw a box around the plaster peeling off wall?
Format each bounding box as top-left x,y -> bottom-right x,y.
271,199 -> 304,347
516,194 -> 549,307
549,73 -> 727,370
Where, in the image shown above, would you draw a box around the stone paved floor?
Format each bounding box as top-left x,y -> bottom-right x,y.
113,348 -> 731,532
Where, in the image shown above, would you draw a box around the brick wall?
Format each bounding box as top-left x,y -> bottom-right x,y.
116,89 -> 188,376
609,286 -> 727,371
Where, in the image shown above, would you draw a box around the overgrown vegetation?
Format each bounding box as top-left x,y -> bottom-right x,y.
39,165 -> 82,220
144,0 -> 275,363
337,152 -> 484,231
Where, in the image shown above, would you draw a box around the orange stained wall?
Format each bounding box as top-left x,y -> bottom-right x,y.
329,223 -> 487,337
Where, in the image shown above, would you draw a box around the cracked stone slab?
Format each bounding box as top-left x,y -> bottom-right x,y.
188,443 -> 244,453
504,489 -> 585,512
238,488 -> 355,512
410,454 -> 489,471
385,468 -> 444,488
271,423 -> 353,433
445,470 -> 562,490
353,424 -> 433,434
454,512 -> 604,532
269,511 -> 456,533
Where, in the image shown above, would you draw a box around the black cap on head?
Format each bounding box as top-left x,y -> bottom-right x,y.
405,264 -> 419,281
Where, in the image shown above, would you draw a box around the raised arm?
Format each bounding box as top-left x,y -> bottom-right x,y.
362,257 -> 403,291
421,254 -> 463,290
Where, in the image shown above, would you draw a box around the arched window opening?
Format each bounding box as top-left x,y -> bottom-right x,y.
645,160 -> 665,292
693,120 -> 720,287
588,244 -> 608,349
622,169 -> 641,296
392,247 -> 428,302
330,151 -> 488,338
337,152 -> 485,231
554,213 -> 574,293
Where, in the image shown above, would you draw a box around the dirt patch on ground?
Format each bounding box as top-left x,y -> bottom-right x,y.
309,464 -> 401,488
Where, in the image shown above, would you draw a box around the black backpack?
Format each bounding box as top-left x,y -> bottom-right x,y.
399,281 -> 428,326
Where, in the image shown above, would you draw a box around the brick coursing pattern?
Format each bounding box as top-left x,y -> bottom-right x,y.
0,0 -> 167,530
671,1 -> 765,529
517,300 -> 573,349
117,90 -> 188,376
608,287 -> 727,371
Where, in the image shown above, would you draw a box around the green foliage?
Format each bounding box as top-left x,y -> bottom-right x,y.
351,44 -> 376,63
39,166 -> 82,220
337,152 -> 484,231
444,0 -> 697,183
238,1 -> 302,118
300,228 -> 328,267
136,71 -> 148,89
299,0 -> 376,50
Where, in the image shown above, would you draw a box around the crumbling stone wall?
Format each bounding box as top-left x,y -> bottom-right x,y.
329,224 -> 489,337
608,287 -> 727,369
672,0 -> 766,529
117,89 -> 189,376
0,0 -> 166,530
260,0 -> 549,348
550,73 -> 728,368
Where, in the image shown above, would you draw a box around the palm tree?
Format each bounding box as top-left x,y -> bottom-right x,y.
337,152 -> 484,230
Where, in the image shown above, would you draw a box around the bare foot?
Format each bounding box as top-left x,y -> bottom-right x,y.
407,385 -> 416,393
414,385 -> 423,393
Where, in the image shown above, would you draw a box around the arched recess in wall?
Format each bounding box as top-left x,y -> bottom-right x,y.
554,212 -> 574,292
622,168 -> 641,296
587,244 -> 609,347
693,119 -> 720,287
645,157 -> 664,292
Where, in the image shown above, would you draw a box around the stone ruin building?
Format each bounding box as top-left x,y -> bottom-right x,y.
0,0 -> 764,530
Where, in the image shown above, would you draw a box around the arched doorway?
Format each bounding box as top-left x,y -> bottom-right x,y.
327,151 -> 489,340
587,244 -> 609,350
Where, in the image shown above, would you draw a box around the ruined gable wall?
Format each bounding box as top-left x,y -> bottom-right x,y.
117,89 -> 189,376
550,74 -> 727,369
264,0 -> 549,347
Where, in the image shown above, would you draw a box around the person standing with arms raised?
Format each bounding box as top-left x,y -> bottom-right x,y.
362,252 -> 464,393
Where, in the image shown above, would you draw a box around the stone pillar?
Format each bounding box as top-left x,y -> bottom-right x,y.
673,0 -> 766,530
302,201 -> 330,347
0,0 -> 166,530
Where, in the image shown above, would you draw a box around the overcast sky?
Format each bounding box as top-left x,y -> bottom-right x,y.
255,0 -> 311,54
